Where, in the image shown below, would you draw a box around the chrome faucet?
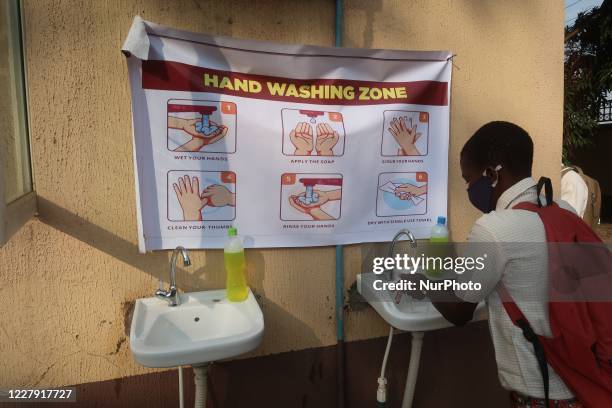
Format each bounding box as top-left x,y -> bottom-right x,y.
156,246 -> 191,306
384,229 -> 417,281
386,229 -> 424,302
388,229 -> 417,260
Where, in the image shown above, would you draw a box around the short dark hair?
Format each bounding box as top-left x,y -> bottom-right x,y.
461,121 -> 533,177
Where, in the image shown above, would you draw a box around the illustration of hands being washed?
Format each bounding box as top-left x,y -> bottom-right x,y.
168,116 -> 228,152
395,183 -> 427,201
388,116 -> 422,156
173,175 -> 235,221
289,188 -> 342,221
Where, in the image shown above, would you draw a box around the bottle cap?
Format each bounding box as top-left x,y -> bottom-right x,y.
437,216 -> 446,226
228,227 -> 237,236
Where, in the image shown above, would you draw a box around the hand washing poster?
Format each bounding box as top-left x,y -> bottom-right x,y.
122,17 -> 451,251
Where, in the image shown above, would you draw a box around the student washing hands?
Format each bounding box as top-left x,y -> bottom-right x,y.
424,122 -> 585,408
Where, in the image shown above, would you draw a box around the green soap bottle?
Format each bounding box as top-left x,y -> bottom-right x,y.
427,216 -> 449,278
224,227 -> 248,302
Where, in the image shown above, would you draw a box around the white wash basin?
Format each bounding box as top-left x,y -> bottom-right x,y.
130,288 -> 264,368
357,273 -> 487,331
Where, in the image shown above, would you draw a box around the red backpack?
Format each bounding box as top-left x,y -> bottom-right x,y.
501,177 -> 612,407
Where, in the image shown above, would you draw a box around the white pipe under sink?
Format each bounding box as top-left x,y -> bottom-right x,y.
377,326 -> 395,405
402,331 -> 424,408
193,364 -> 209,408
178,366 -> 184,408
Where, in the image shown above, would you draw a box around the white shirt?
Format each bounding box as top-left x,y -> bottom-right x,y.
561,168 -> 588,218
456,177 -> 574,399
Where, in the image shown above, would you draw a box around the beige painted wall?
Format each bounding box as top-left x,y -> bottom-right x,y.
0,0 -> 563,388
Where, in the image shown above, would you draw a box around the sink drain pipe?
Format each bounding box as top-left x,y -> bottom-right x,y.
378,329 -> 425,408
334,2 -> 345,408
178,366 -> 184,408
193,364 -> 209,408
401,332 -> 424,408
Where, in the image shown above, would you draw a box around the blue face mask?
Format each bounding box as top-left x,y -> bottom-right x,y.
467,165 -> 502,213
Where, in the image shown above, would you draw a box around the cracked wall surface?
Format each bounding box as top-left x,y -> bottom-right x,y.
0,0 -> 563,387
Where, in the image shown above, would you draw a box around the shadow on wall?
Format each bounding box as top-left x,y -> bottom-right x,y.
64,321 -> 509,408
358,0 -> 383,48
36,197 -> 323,352
37,197 -> 167,279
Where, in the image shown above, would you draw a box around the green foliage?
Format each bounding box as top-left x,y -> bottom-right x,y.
564,0 -> 612,161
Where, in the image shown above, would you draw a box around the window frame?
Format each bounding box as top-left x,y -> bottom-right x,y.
0,0 -> 36,246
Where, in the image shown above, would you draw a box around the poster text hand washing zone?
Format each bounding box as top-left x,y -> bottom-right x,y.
123,17 -> 451,250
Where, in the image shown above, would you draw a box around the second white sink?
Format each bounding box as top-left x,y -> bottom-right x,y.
357,273 -> 487,331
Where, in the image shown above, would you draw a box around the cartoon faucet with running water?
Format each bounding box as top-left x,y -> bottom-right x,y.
168,104 -> 222,136
299,109 -> 325,124
193,106 -> 220,136
297,177 -> 343,205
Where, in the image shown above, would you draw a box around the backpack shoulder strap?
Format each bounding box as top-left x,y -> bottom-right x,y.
498,286 -> 550,405
512,177 -> 554,211
536,177 -> 553,208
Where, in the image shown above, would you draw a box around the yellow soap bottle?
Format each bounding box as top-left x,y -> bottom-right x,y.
224,227 -> 248,301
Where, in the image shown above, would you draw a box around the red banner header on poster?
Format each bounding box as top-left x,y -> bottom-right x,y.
142,60 -> 448,106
